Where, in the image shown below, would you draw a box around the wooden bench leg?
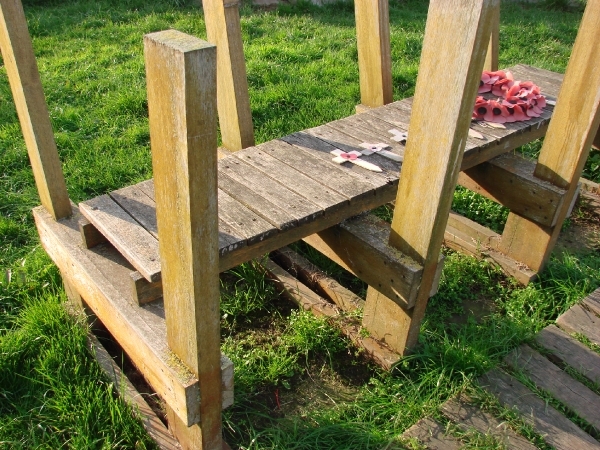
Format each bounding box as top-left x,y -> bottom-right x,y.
362,0 -> 498,354
483,2 -> 499,72
145,31 -> 223,449
355,0 -> 392,111
499,1 -> 600,273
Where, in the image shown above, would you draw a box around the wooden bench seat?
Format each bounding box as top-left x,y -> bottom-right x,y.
79,64 -> 562,287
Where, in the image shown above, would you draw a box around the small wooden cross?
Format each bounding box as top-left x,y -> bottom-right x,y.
330,149 -> 382,172
359,142 -> 402,162
388,129 -> 408,144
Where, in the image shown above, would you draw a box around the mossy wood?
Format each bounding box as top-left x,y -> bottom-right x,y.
0,0 -> 71,219
144,30 -> 223,449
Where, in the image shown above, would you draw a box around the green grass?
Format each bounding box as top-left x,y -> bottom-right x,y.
1,0 -> 600,448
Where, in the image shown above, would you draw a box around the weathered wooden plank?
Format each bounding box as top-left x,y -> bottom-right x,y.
366,0 -> 498,355
402,417 -> 462,450
129,271 -> 163,305
459,153 -> 568,227
504,344 -> 600,433
271,246 -> 365,312
88,333 -> 180,450
33,206 -> 234,427
0,0 -> 71,220
145,30 -> 223,449
110,184 -> 159,239
233,144 -> 349,213
203,0 -> 254,151
261,258 -> 400,370
536,325 -> 600,386
447,211 -> 500,249
556,303 -> 600,347
441,394 -> 537,450
499,4 -> 600,273
79,217 -> 108,249
480,369 -> 600,450
354,0 -> 392,109
219,155 -> 323,224
80,195 -> 161,283
584,289 -> 600,317
303,214 -> 424,310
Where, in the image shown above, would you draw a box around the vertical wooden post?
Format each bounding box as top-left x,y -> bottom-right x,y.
0,0 -> 71,220
203,0 -> 254,151
592,124 -> 600,150
499,0 -> 600,273
362,0 -> 498,354
355,0 -> 393,110
144,30 -> 222,449
483,1 -> 499,72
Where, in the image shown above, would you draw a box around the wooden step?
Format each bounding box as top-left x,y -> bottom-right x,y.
479,369 -> 600,450
33,205 -> 234,428
557,302 -> 600,347
79,64 -> 562,285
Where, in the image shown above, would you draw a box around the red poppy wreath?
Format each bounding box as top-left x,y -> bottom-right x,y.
472,70 -> 546,124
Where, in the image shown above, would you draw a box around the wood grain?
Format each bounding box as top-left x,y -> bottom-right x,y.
354,0 -> 392,108
203,0 -> 254,150
499,1 -> 600,272
483,1 -> 499,72
480,369 -> 600,450
504,344 -> 600,433
402,417 -> 461,450
536,324 -> 600,386
145,30 -> 223,448
0,0 -> 71,219
556,303 -> 600,347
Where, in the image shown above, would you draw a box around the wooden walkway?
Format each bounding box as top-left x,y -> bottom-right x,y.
402,288 -> 600,449
78,64 -> 560,288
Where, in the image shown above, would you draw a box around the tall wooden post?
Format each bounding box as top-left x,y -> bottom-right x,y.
499,0 -> 600,273
362,0 -> 499,353
355,0 -> 393,111
203,0 -> 254,151
145,30 -> 222,449
483,2 -> 499,72
0,0 -> 71,220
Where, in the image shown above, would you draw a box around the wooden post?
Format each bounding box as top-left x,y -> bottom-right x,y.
355,0 -> 393,111
483,1 -> 499,72
362,0 -> 498,354
203,0 -> 254,151
593,124 -> 600,150
499,0 -> 600,272
0,0 -> 71,220
144,30 -> 222,449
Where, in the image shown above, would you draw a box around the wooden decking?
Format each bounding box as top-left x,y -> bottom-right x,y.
79,64 -> 561,288
401,288 -> 600,449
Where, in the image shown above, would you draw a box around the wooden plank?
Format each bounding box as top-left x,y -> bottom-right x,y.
80,195 -> 161,283
504,344 -> 600,433
129,271 -> 163,305
354,0 -> 392,109
499,4 -> 600,272
511,64 -> 563,98
303,214 -> 424,310
232,144 -> 349,213
145,30 -> 223,449
110,184 -> 159,239
261,258 -> 400,370
447,211 -> 500,249
480,369 -> 600,450
0,0 -> 71,220
556,303 -> 600,347
271,246 -> 365,312
459,153 -> 568,227
365,0 -> 498,355
203,0 -> 254,151
79,217 -> 107,249
219,156 -> 323,224
441,394 -> 537,450
33,206 -> 234,427
402,417 -> 462,450
536,324 -> 600,386
584,289 -> 600,317
88,333 -> 180,450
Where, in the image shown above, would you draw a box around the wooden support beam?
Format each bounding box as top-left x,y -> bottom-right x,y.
499,0 -> 600,272
365,0 -> 498,354
458,153 -> 568,227
302,214 -> 426,310
145,30 -> 223,449
593,124 -> 600,150
483,1 -> 499,72
354,0 -> 393,110
79,218 -> 108,249
203,0 -> 254,151
0,0 -> 71,219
